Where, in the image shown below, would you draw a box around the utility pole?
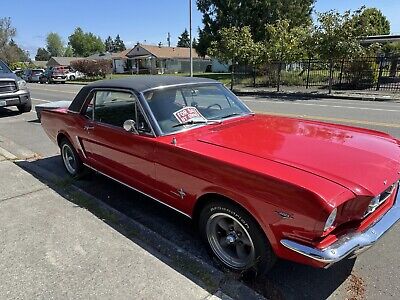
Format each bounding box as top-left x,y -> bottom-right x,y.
189,0 -> 193,77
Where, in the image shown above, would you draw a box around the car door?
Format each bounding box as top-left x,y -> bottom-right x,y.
81,89 -> 157,193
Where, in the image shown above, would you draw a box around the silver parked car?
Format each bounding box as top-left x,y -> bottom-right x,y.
0,60 -> 31,113
27,69 -> 45,82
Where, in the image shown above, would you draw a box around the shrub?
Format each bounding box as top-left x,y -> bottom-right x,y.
71,59 -> 112,78
343,60 -> 378,88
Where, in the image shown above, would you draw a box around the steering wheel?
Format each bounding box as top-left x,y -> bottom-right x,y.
206,103 -> 223,110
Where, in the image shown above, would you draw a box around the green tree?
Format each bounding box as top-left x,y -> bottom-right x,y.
351,7 -> 390,37
383,42 -> 400,56
114,34 -> 126,52
208,26 -> 260,66
313,10 -> 364,60
105,36 -> 114,52
64,45 -> 74,57
9,39 -> 29,62
35,47 -> 51,61
68,27 -> 105,57
263,20 -> 308,62
195,27 -> 212,56
46,32 -> 64,57
0,17 -> 17,63
196,0 -> 315,56
177,29 -> 190,47
192,38 -> 198,49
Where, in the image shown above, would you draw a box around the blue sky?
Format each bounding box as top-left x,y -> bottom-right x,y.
3,0 -> 400,58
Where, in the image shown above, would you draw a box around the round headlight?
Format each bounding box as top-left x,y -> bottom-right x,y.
324,208 -> 337,231
17,80 -> 27,90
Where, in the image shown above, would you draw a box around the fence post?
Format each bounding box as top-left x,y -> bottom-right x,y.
230,63 -> 234,90
277,62 -> 282,92
376,56 -> 384,91
306,58 -> 311,89
252,66 -> 256,87
328,59 -> 333,94
339,59 -> 344,87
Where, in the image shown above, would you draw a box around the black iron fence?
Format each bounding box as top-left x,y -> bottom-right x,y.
232,56 -> 400,92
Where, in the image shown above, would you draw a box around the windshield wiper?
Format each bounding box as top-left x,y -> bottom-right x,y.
172,119 -> 221,128
220,112 -> 243,119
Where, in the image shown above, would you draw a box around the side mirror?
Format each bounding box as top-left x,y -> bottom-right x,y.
123,119 -> 139,134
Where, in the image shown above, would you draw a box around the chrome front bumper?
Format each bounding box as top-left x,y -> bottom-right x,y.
281,185 -> 400,267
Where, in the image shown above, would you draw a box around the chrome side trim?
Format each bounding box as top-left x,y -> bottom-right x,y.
281,184 -> 400,267
75,136 -> 87,159
140,81 -> 221,94
83,163 -> 192,219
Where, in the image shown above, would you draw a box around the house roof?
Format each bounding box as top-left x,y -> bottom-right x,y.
127,44 -> 208,60
112,49 -> 131,59
84,50 -> 131,60
47,57 -> 84,66
86,52 -> 113,60
360,34 -> 400,44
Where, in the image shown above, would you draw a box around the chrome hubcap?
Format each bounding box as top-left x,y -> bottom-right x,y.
62,144 -> 76,174
206,213 -> 255,269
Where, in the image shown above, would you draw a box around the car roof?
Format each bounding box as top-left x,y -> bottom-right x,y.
87,75 -> 219,93
68,75 -> 220,113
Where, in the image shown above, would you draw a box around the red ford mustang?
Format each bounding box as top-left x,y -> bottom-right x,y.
41,76 -> 400,274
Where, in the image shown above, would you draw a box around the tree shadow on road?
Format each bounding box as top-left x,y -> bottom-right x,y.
16,156 -> 355,300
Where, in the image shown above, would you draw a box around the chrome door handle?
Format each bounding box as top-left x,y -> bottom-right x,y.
84,125 -> 94,130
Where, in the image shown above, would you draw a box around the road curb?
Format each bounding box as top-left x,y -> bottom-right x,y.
234,90 -> 400,102
16,160 -> 265,300
0,135 -> 38,160
0,146 -> 18,160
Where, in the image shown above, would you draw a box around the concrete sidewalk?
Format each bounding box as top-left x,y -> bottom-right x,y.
0,160 -> 225,299
234,86 -> 400,102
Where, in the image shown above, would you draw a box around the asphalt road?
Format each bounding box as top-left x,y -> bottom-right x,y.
0,82 -> 399,299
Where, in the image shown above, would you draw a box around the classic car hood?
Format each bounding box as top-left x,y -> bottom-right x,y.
198,115 -> 400,196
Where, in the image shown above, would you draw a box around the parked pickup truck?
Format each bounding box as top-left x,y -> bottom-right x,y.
0,59 -> 31,113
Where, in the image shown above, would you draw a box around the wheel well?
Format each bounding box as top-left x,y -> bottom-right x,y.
56,132 -> 68,147
192,193 -> 231,226
193,193 -> 264,233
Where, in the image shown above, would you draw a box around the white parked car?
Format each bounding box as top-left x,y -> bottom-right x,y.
65,70 -> 84,81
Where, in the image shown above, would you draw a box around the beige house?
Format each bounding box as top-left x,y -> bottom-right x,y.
126,44 -> 211,74
112,49 -> 131,74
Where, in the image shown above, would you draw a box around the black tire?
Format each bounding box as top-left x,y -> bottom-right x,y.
59,138 -> 84,178
199,200 -> 276,276
69,75 -> 75,80
17,102 -> 32,113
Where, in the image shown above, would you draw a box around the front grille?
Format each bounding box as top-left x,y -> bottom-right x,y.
364,181 -> 398,217
0,81 -> 17,93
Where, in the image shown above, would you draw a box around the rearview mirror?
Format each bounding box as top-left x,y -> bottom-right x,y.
123,119 -> 139,134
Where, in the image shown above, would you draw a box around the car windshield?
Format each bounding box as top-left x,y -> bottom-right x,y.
144,84 -> 251,134
0,60 -> 12,74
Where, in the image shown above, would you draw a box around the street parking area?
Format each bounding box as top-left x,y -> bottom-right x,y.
0,83 -> 399,299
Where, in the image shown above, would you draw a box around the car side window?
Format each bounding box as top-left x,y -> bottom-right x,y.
89,90 -> 151,134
